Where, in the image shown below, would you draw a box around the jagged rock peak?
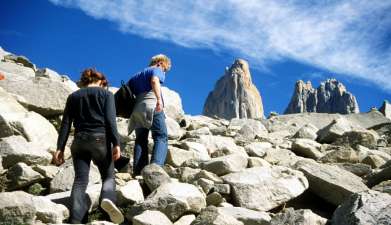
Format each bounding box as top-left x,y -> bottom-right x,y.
284,78 -> 359,114
379,100 -> 391,119
203,59 -> 264,120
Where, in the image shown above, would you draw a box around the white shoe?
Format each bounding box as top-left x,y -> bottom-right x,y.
100,198 -> 124,224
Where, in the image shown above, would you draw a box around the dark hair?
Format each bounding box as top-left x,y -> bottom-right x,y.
78,68 -> 108,88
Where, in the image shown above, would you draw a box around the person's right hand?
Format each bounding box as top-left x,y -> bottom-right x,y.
112,145 -> 121,161
52,150 -> 65,166
155,99 -> 163,112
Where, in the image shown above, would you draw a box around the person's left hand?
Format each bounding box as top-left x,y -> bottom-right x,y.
155,99 -> 163,112
52,150 -> 65,166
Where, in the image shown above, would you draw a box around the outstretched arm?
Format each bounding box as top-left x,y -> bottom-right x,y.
53,95 -> 73,165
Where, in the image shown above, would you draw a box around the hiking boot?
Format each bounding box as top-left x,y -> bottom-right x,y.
100,198 -> 124,224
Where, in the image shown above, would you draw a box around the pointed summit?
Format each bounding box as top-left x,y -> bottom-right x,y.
203,59 -> 264,119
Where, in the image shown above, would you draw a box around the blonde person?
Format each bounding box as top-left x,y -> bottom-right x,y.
127,54 -> 171,176
53,68 -> 124,224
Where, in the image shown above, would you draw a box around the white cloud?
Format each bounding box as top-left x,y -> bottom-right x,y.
49,0 -> 391,90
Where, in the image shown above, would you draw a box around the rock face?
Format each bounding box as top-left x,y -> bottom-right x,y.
331,190 -> 391,225
203,59 -> 264,120
284,79 -> 359,114
0,54 -> 78,117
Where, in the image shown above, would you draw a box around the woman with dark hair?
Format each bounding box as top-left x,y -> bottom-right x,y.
53,68 -> 124,224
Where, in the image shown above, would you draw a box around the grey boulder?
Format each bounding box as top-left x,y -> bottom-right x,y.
7,162 -> 44,190
295,159 -> 368,205
222,166 -> 308,211
133,182 -> 206,221
50,160 -> 101,193
142,163 -> 172,191
270,207 -> 327,225
0,135 -> 52,168
132,210 -> 173,225
202,154 -> 248,176
191,206 -> 244,225
0,191 -> 69,224
331,190 -> 391,225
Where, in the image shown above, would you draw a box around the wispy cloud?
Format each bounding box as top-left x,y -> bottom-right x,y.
49,0 -> 391,90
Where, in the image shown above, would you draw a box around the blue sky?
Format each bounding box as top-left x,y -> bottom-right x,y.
1,0 -> 391,116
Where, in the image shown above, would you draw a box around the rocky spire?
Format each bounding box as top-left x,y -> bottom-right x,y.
203,59 -> 264,119
379,100 -> 391,119
284,79 -> 359,114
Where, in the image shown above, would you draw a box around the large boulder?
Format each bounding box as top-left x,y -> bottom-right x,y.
0,61 -> 35,79
3,53 -> 35,70
50,160 -> 101,193
331,190 -> 391,225
372,180 -> 391,195
117,180 -> 145,206
228,118 -> 268,141
333,130 -> 378,149
162,87 -> 185,122
131,182 -> 206,221
0,108 -> 58,149
295,159 -> 369,205
0,86 -> 27,137
366,165 -> 391,188
291,138 -> 324,160
270,208 -> 327,225
320,146 -> 359,164
183,115 -> 228,133
201,154 -> 248,176
166,116 -> 184,140
217,207 -> 271,225
191,206 -> 244,225
284,79 -> 359,114
0,191 -> 69,224
317,117 -> 361,143
195,135 -> 238,155
292,123 -> 319,140
0,60 -> 78,116
263,147 -> 301,167
167,146 -> 198,167
7,162 -> 44,190
132,210 -> 173,225
203,59 -> 264,120
174,215 -> 196,225
244,142 -> 271,158
0,135 -> 52,168
221,166 -> 308,211
141,163 -> 172,191
180,142 -> 211,161
47,183 -> 102,213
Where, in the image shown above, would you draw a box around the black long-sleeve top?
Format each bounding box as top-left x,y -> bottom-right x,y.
56,86 -> 120,151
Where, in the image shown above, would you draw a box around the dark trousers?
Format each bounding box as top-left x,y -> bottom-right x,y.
69,132 -> 116,224
133,111 -> 168,176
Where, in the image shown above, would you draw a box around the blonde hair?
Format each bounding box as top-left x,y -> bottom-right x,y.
149,54 -> 171,71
